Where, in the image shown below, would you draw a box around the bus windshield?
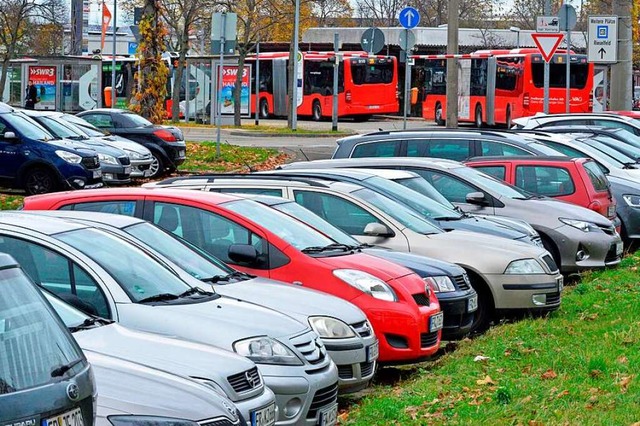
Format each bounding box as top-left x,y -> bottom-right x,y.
350,58 -> 394,85
531,61 -> 589,89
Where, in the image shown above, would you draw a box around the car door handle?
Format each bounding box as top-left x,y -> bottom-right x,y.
293,281 -> 303,286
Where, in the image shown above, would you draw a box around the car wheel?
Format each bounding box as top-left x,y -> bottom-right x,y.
259,98 -> 269,119
24,167 -> 59,195
467,273 -> 494,335
540,234 -> 561,269
312,101 -> 322,121
435,103 -> 445,126
474,104 -> 483,128
147,153 -> 165,179
505,105 -> 512,128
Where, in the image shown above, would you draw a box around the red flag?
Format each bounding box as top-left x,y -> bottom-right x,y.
101,1 -> 112,51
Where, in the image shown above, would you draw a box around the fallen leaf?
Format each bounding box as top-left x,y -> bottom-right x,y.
504,350 -> 512,357
474,355 -> 491,362
556,390 -> 569,398
618,375 -> 633,393
476,375 -> 495,385
590,370 -> 603,378
617,356 -> 628,364
404,406 -> 419,420
529,421 -> 544,426
520,395 -> 532,404
541,369 -> 558,380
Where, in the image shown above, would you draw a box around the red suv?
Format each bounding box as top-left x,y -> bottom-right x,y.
24,188 -> 443,364
465,156 -> 617,221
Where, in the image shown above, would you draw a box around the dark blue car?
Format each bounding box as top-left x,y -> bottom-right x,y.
0,103 -> 103,194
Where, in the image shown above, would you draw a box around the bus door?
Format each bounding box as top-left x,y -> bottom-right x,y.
272,58 -> 288,116
485,57 -> 497,125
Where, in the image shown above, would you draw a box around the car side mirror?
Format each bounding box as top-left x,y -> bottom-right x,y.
465,191 -> 488,205
228,244 -> 258,264
3,131 -> 17,140
363,222 -> 392,237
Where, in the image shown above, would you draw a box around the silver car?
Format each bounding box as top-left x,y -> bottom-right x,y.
46,292 -> 276,425
0,212 -> 339,426
37,210 -> 378,394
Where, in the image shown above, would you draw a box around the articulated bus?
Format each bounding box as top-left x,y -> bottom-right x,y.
413,49 -> 594,127
246,51 -> 399,121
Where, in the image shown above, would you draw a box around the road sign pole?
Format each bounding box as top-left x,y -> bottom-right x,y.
403,28 -> 410,130
216,12 -> 226,158
332,33 -> 339,132
544,63 -> 550,114
254,40 -> 260,126
565,29 -> 571,113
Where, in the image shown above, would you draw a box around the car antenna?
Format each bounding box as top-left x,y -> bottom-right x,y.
299,148 -> 310,161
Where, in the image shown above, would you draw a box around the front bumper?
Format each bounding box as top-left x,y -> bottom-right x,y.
547,224 -> 623,273
437,288 -> 478,340
101,163 -> 131,185
64,167 -> 104,190
484,272 -> 564,311
130,158 -> 153,178
165,142 -> 187,167
234,386 -> 277,426
323,326 -> 377,393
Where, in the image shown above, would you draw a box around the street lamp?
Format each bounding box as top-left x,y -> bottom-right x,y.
509,26 -> 521,49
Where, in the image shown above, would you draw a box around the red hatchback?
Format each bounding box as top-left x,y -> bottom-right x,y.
24,188 -> 443,363
465,156 -> 617,221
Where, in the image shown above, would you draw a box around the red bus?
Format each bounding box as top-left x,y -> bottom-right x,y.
412,49 -> 594,127
246,51 -> 399,121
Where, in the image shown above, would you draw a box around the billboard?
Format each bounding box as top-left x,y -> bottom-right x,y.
29,66 -> 57,110
216,64 -> 250,115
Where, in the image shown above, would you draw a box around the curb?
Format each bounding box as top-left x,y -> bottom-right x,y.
227,130 -> 354,138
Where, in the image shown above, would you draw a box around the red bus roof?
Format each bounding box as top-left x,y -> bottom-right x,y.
248,51 -> 394,60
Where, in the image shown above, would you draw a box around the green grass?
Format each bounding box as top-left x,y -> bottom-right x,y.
341,255 -> 640,425
178,142 -> 287,173
0,194 -> 24,210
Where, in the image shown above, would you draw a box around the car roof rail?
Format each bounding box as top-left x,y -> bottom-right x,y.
466,155 -> 575,162
165,173 -> 335,188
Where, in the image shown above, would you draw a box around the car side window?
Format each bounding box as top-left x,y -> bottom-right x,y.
211,188 -> 284,197
63,201 -> 138,216
539,119 -> 591,127
515,165 -> 575,196
351,140 -> 400,158
425,139 -> 471,161
152,202 -> 268,267
293,190 -> 378,235
83,114 -> 113,129
415,170 -> 479,203
474,165 -> 506,180
0,235 -> 110,318
406,139 -> 429,156
480,141 -> 529,156
0,119 -> 7,135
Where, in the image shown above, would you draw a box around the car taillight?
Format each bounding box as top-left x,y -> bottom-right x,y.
345,90 -> 352,102
153,129 -> 178,142
523,92 -> 530,107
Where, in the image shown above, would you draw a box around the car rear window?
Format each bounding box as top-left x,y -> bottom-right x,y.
352,140 -> 400,158
583,160 -> 609,192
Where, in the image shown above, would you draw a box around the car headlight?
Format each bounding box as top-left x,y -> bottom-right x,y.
623,194 -> 640,207
425,276 -> 456,293
126,150 -> 145,160
309,316 -> 356,339
108,416 -> 199,426
504,259 -> 546,274
333,269 -> 397,302
98,153 -> 118,164
233,337 -> 303,365
559,218 -> 594,232
55,150 -> 82,164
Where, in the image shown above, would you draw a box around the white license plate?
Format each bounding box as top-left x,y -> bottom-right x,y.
318,403 -> 338,426
366,341 -> 379,363
92,170 -> 102,178
251,403 -> 276,426
616,242 -> 624,256
123,166 -> 131,174
429,312 -> 444,333
557,276 -> 564,292
43,407 -> 84,426
178,149 -> 186,157
608,205 -> 616,217
468,294 -> 478,312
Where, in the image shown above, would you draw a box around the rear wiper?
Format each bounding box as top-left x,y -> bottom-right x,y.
301,243 -> 353,253
51,358 -> 84,378
176,286 -> 216,298
138,293 -> 180,304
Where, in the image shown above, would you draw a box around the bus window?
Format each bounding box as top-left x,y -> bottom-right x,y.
532,62 -> 589,89
424,62 -> 446,95
470,59 -> 488,96
304,61 -> 343,95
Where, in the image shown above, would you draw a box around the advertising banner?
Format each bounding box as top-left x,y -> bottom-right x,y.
216,64 -> 250,115
29,66 -> 57,110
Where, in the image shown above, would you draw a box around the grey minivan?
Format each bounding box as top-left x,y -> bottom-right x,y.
0,253 -> 96,426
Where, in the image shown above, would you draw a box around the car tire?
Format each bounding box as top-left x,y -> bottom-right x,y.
312,101 -> 322,121
467,272 -> 494,335
259,98 -> 269,119
435,103 -> 445,126
24,167 -> 59,195
474,104 -> 483,128
540,234 -> 562,271
147,152 -> 165,179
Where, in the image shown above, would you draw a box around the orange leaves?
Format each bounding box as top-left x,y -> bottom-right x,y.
476,375 -> 495,386
541,369 -> 558,380
617,375 -> 633,393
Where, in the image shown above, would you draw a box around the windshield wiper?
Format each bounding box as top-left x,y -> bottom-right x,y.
622,162 -> 639,169
301,243 -> 354,253
137,293 -> 180,304
51,358 -> 84,378
68,317 -> 113,333
203,270 -> 253,283
176,286 -> 216,298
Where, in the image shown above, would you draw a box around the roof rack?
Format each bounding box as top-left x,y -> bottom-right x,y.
155,173 -> 333,188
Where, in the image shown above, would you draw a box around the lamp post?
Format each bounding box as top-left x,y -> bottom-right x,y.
111,0 -> 117,108
291,0 -> 300,131
509,26 -> 521,49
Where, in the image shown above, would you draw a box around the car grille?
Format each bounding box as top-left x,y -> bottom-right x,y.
81,156 -> 100,169
306,382 -> 339,420
119,156 -> 131,165
227,367 -> 261,393
453,274 -> 471,291
541,254 -> 559,273
596,223 -> 616,235
360,361 -> 375,377
337,364 -> 353,379
199,418 -> 237,426
291,332 -> 327,369
351,320 -> 372,338
412,293 -> 430,306
546,292 -> 561,305
420,332 -> 439,348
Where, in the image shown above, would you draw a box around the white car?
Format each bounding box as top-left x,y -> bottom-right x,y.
512,113 -> 640,136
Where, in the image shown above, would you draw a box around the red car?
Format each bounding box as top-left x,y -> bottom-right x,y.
24,188 -> 443,363
465,156 -> 617,221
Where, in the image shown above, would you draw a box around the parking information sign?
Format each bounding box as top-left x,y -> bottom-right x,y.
588,16 -> 618,63
536,16 -> 559,33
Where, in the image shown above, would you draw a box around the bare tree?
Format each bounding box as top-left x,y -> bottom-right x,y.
506,0 -> 546,30
313,0 -> 353,27
353,0 -> 402,27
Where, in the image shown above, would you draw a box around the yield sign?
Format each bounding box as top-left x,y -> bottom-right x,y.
531,33 -> 565,63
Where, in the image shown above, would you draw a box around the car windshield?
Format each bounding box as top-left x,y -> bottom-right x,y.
0,265 -> 83,395
454,166 -> 532,199
352,187 -> 442,235
55,228 -> 194,302
582,137 -> 639,165
61,115 -> 107,137
124,222 -> 233,281
391,176 -> 459,211
364,176 -> 461,220
222,199 -> 336,250
609,128 -> 640,149
5,112 -> 54,141
271,201 -> 361,246
528,141 -> 565,155
591,135 -> 640,159
38,116 -> 84,139
123,112 -> 153,127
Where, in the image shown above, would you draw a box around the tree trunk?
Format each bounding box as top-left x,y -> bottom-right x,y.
0,57 -> 10,103
233,49 -> 247,126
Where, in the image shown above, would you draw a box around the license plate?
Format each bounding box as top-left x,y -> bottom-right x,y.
123,166 -> 131,174
616,242 -> 623,256
43,407 -> 84,426
92,170 -> 102,179
318,403 -> 338,426
429,312 -> 444,333
178,149 -> 186,157
251,403 -> 276,426
366,341 -> 379,363
557,276 -> 564,292
468,294 -> 478,312
608,205 -> 616,217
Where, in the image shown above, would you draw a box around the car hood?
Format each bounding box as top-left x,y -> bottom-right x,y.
75,323 -> 255,384
100,136 -> 151,155
497,196 -> 613,228
72,137 -> 126,157
88,351 -> 238,421
211,277 -> 367,325
46,138 -> 97,155
362,247 -> 466,278
314,251 -> 416,281
115,296 -> 309,349
436,215 -> 528,240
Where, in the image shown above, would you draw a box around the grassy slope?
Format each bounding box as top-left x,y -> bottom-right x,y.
342,254 -> 640,425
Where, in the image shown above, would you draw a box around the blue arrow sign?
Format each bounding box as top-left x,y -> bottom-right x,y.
399,7 -> 420,29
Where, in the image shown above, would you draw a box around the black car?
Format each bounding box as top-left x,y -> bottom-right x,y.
77,109 -> 186,178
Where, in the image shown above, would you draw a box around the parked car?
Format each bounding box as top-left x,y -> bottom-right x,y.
31,211 -> 378,393
465,156 -> 617,221
279,158 -> 623,273
0,253 -> 96,426
512,113 -> 640,136
331,128 -> 561,161
45,291 -> 276,424
22,189 -> 443,363
22,109 -> 132,185
57,113 -> 154,178
0,102 -> 103,194
138,176 -> 563,332
77,109 -> 186,178
0,212 -> 339,426
536,126 -> 640,151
